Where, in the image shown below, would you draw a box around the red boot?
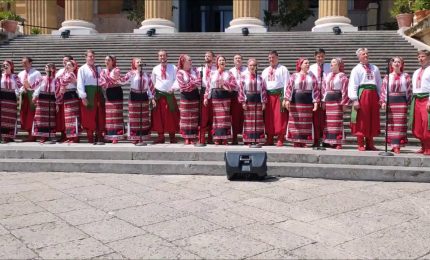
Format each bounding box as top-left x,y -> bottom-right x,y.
87,130 -> 94,144
366,137 -> 377,151
264,135 -> 274,146
357,136 -> 365,151
169,133 -> 177,143
155,133 -> 165,144
393,147 -> 400,154
276,135 -> 284,147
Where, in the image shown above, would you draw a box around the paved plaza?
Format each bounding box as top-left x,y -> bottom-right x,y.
1,171 -> 430,259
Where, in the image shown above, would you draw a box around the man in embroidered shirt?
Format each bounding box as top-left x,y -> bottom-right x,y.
348,48 -> 382,151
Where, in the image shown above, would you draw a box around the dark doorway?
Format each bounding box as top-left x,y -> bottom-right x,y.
179,0 -> 233,32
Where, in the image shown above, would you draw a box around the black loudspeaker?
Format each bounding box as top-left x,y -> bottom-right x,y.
224,151 -> 267,181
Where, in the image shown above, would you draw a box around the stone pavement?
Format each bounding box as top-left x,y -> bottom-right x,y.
1,172 -> 430,259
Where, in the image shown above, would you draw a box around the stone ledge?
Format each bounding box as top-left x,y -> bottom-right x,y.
404,15 -> 430,47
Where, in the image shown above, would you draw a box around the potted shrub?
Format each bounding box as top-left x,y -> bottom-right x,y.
413,0 -> 430,23
0,10 -> 24,33
390,0 -> 414,28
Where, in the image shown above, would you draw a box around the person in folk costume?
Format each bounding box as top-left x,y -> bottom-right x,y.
348,48 -> 382,151
197,51 -> 217,144
56,60 -> 80,143
32,63 -> 57,143
228,54 -> 246,144
410,50 -> 430,155
151,49 -> 179,144
77,49 -> 105,143
321,57 -> 350,149
121,58 -> 156,144
238,58 -> 267,145
176,54 -> 202,145
261,50 -> 290,147
54,55 -> 73,142
0,60 -> 21,143
283,58 -> 319,147
99,55 -> 125,144
203,55 -> 237,145
380,57 -> 412,154
309,48 -> 331,147
18,56 -> 42,142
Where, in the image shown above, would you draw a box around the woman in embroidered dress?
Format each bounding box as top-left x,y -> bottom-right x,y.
380,56 -> 412,154
283,58 -> 319,147
238,58 -> 267,145
32,63 -> 57,143
321,58 -> 350,149
0,60 -> 21,143
203,56 -> 237,145
176,54 -> 202,144
99,55 -> 124,144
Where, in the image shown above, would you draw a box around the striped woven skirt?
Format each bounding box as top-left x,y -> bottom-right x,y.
243,92 -> 265,143
33,92 -> 56,137
387,93 -> 408,148
0,89 -> 17,139
105,86 -> 124,141
286,90 -> 314,144
211,89 -> 231,140
180,89 -> 199,139
63,90 -> 80,138
323,91 -> 344,145
128,90 -> 150,141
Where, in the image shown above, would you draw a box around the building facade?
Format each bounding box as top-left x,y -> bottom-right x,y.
10,0 -> 395,35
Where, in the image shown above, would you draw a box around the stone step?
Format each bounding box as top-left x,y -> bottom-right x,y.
0,144 -> 426,166
0,157 -> 429,182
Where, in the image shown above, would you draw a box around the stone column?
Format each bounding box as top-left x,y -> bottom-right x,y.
312,0 -> 357,32
20,0 -> 57,34
367,2 -> 378,31
225,0 -> 267,33
54,0 -> 97,35
134,0 -> 176,34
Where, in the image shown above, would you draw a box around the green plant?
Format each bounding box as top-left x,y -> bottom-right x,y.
0,10 -> 23,22
390,0 -> 414,17
413,0 -> 430,11
126,0 -> 145,26
30,27 -> 41,35
264,0 -> 314,31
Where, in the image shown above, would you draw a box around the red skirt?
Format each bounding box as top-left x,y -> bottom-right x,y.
128,90 -> 150,141
264,92 -> 288,136
64,91 -> 80,138
33,92 -> 56,137
412,97 -> 430,149
323,91 -> 344,145
179,89 -> 199,139
151,95 -> 179,133
350,89 -> 380,138
386,93 -> 408,148
0,89 -> 17,138
20,91 -> 36,132
211,89 -> 231,140
243,93 -> 265,143
230,91 -> 243,135
286,90 -> 314,144
80,91 -> 105,132
104,86 -> 124,141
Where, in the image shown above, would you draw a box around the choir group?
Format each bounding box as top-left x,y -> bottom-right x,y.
0,48 -> 430,155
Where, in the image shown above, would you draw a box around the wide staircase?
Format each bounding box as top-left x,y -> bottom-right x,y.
0,31 -> 420,144
0,31 -> 429,183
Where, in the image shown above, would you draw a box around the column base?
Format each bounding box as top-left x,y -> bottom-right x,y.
312,16 -> 358,32
225,17 -> 267,33
134,18 -> 177,34
52,20 -> 98,35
